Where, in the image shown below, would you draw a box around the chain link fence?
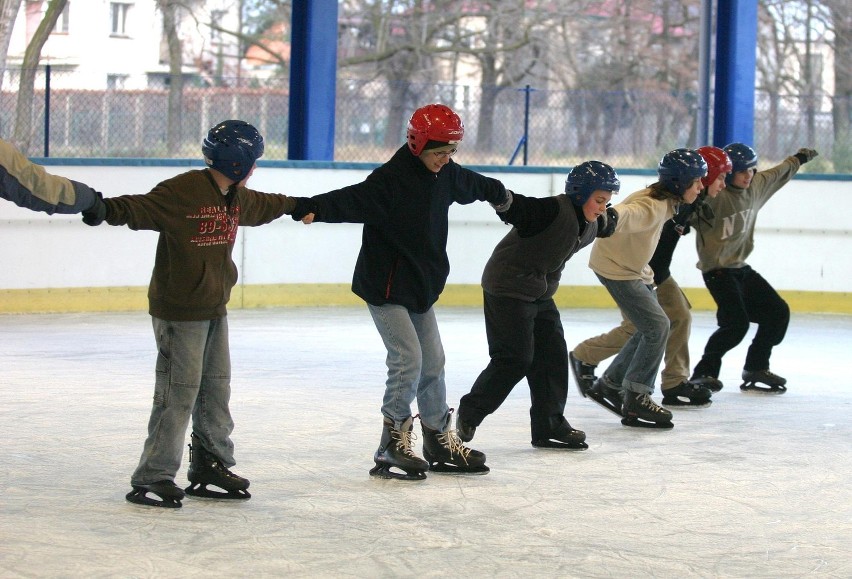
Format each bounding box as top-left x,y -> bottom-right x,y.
1,69 -> 846,172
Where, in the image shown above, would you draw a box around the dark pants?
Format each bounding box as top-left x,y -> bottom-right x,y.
458,292 -> 570,441
692,266 -> 789,378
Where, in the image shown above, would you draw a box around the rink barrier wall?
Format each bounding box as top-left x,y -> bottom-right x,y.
2,159 -> 851,315
1,284 -> 850,315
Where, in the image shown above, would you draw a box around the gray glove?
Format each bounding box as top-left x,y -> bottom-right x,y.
795,148 -> 818,164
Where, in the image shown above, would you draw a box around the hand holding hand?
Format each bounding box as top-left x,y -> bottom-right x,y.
82,192 -> 107,226
290,197 -> 318,221
596,205 -> 618,238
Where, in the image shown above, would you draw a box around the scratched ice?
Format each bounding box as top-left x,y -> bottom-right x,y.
2,307 -> 850,577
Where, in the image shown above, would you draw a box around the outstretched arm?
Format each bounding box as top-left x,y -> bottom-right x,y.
0,138 -> 100,215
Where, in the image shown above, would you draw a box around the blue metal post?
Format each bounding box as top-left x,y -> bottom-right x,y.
696,0 -> 712,147
288,0 -> 338,160
44,64 -> 50,157
713,0 -> 758,147
523,84 -> 531,165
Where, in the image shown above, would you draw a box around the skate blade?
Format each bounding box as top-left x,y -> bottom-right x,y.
662,397 -> 713,408
620,417 -> 674,429
587,393 -> 623,417
428,463 -> 490,475
531,440 -> 589,451
185,483 -> 251,500
369,464 -> 427,481
125,489 -> 182,509
740,382 -> 787,394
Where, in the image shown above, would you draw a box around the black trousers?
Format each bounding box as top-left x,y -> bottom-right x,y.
692,265 -> 789,378
458,292 -> 571,440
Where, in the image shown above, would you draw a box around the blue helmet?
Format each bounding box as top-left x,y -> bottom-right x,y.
657,148 -> 708,197
202,120 -> 265,182
723,143 -> 758,184
564,160 -> 620,206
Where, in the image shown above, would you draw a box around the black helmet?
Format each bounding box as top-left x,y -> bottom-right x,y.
202,120 -> 264,182
564,160 -> 620,206
723,143 -> 758,184
657,148 -> 708,197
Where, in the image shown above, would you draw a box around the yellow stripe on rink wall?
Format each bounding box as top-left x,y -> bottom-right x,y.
1,284 -> 851,315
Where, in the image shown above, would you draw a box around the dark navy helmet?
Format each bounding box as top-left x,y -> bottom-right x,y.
564,160 -> 620,206
202,120 -> 264,182
657,148 -> 708,197
723,142 -> 758,184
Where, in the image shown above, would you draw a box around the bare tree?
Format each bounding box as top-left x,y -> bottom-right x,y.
338,0 -> 449,148
757,0 -> 832,158
824,0 -> 852,170
156,0 -> 185,156
12,0 -> 67,154
0,0 -> 23,82
441,0 -> 546,154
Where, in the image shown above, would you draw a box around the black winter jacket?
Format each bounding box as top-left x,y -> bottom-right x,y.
309,145 -> 508,313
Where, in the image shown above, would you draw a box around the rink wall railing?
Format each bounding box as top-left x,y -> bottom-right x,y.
2,159 -> 851,315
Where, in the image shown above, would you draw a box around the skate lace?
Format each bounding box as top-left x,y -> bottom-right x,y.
638,393 -> 664,412
761,370 -> 783,381
437,431 -> 472,465
211,460 -> 242,481
391,428 -> 420,459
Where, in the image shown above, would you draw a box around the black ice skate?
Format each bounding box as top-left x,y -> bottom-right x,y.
662,381 -> 713,407
689,375 -> 724,392
369,416 -> 428,481
740,369 -> 787,394
531,421 -> 588,450
125,480 -> 185,509
184,433 -> 251,500
456,414 -> 476,443
421,418 -> 489,475
621,391 -> 674,429
585,377 -> 623,416
569,352 -> 598,397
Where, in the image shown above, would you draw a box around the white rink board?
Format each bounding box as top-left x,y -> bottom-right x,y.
1,162 -> 850,293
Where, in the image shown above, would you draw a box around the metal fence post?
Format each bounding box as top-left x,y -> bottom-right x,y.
509,85 -> 534,166
44,64 -> 51,157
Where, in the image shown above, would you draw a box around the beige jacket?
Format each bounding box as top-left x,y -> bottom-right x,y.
589,187 -> 678,284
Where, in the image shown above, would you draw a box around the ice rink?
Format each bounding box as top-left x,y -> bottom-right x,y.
2,305 -> 851,578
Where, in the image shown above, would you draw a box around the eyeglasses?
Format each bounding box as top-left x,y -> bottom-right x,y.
431,148 -> 458,159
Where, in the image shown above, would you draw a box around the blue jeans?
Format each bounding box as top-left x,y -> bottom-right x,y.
596,275 -> 669,395
368,303 -> 450,432
131,317 -> 235,486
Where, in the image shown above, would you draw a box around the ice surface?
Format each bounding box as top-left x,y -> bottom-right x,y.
1,307 -> 850,577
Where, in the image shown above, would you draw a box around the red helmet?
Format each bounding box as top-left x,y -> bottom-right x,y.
697,146 -> 733,187
406,104 -> 465,156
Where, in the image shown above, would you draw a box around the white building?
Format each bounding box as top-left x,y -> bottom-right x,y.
4,0 -> 244,90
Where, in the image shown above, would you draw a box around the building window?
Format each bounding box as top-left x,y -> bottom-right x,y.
107,74 -> 129,90
110,2 -> 132,37
53,2 -> 71,34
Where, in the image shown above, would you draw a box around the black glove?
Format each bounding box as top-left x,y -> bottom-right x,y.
290,197 -> 319,221
596,205 -> 618,238
672,198 -> 697,235
490,189 -> 513,213
794,148 -> 818,164
82,191 -> 107,226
